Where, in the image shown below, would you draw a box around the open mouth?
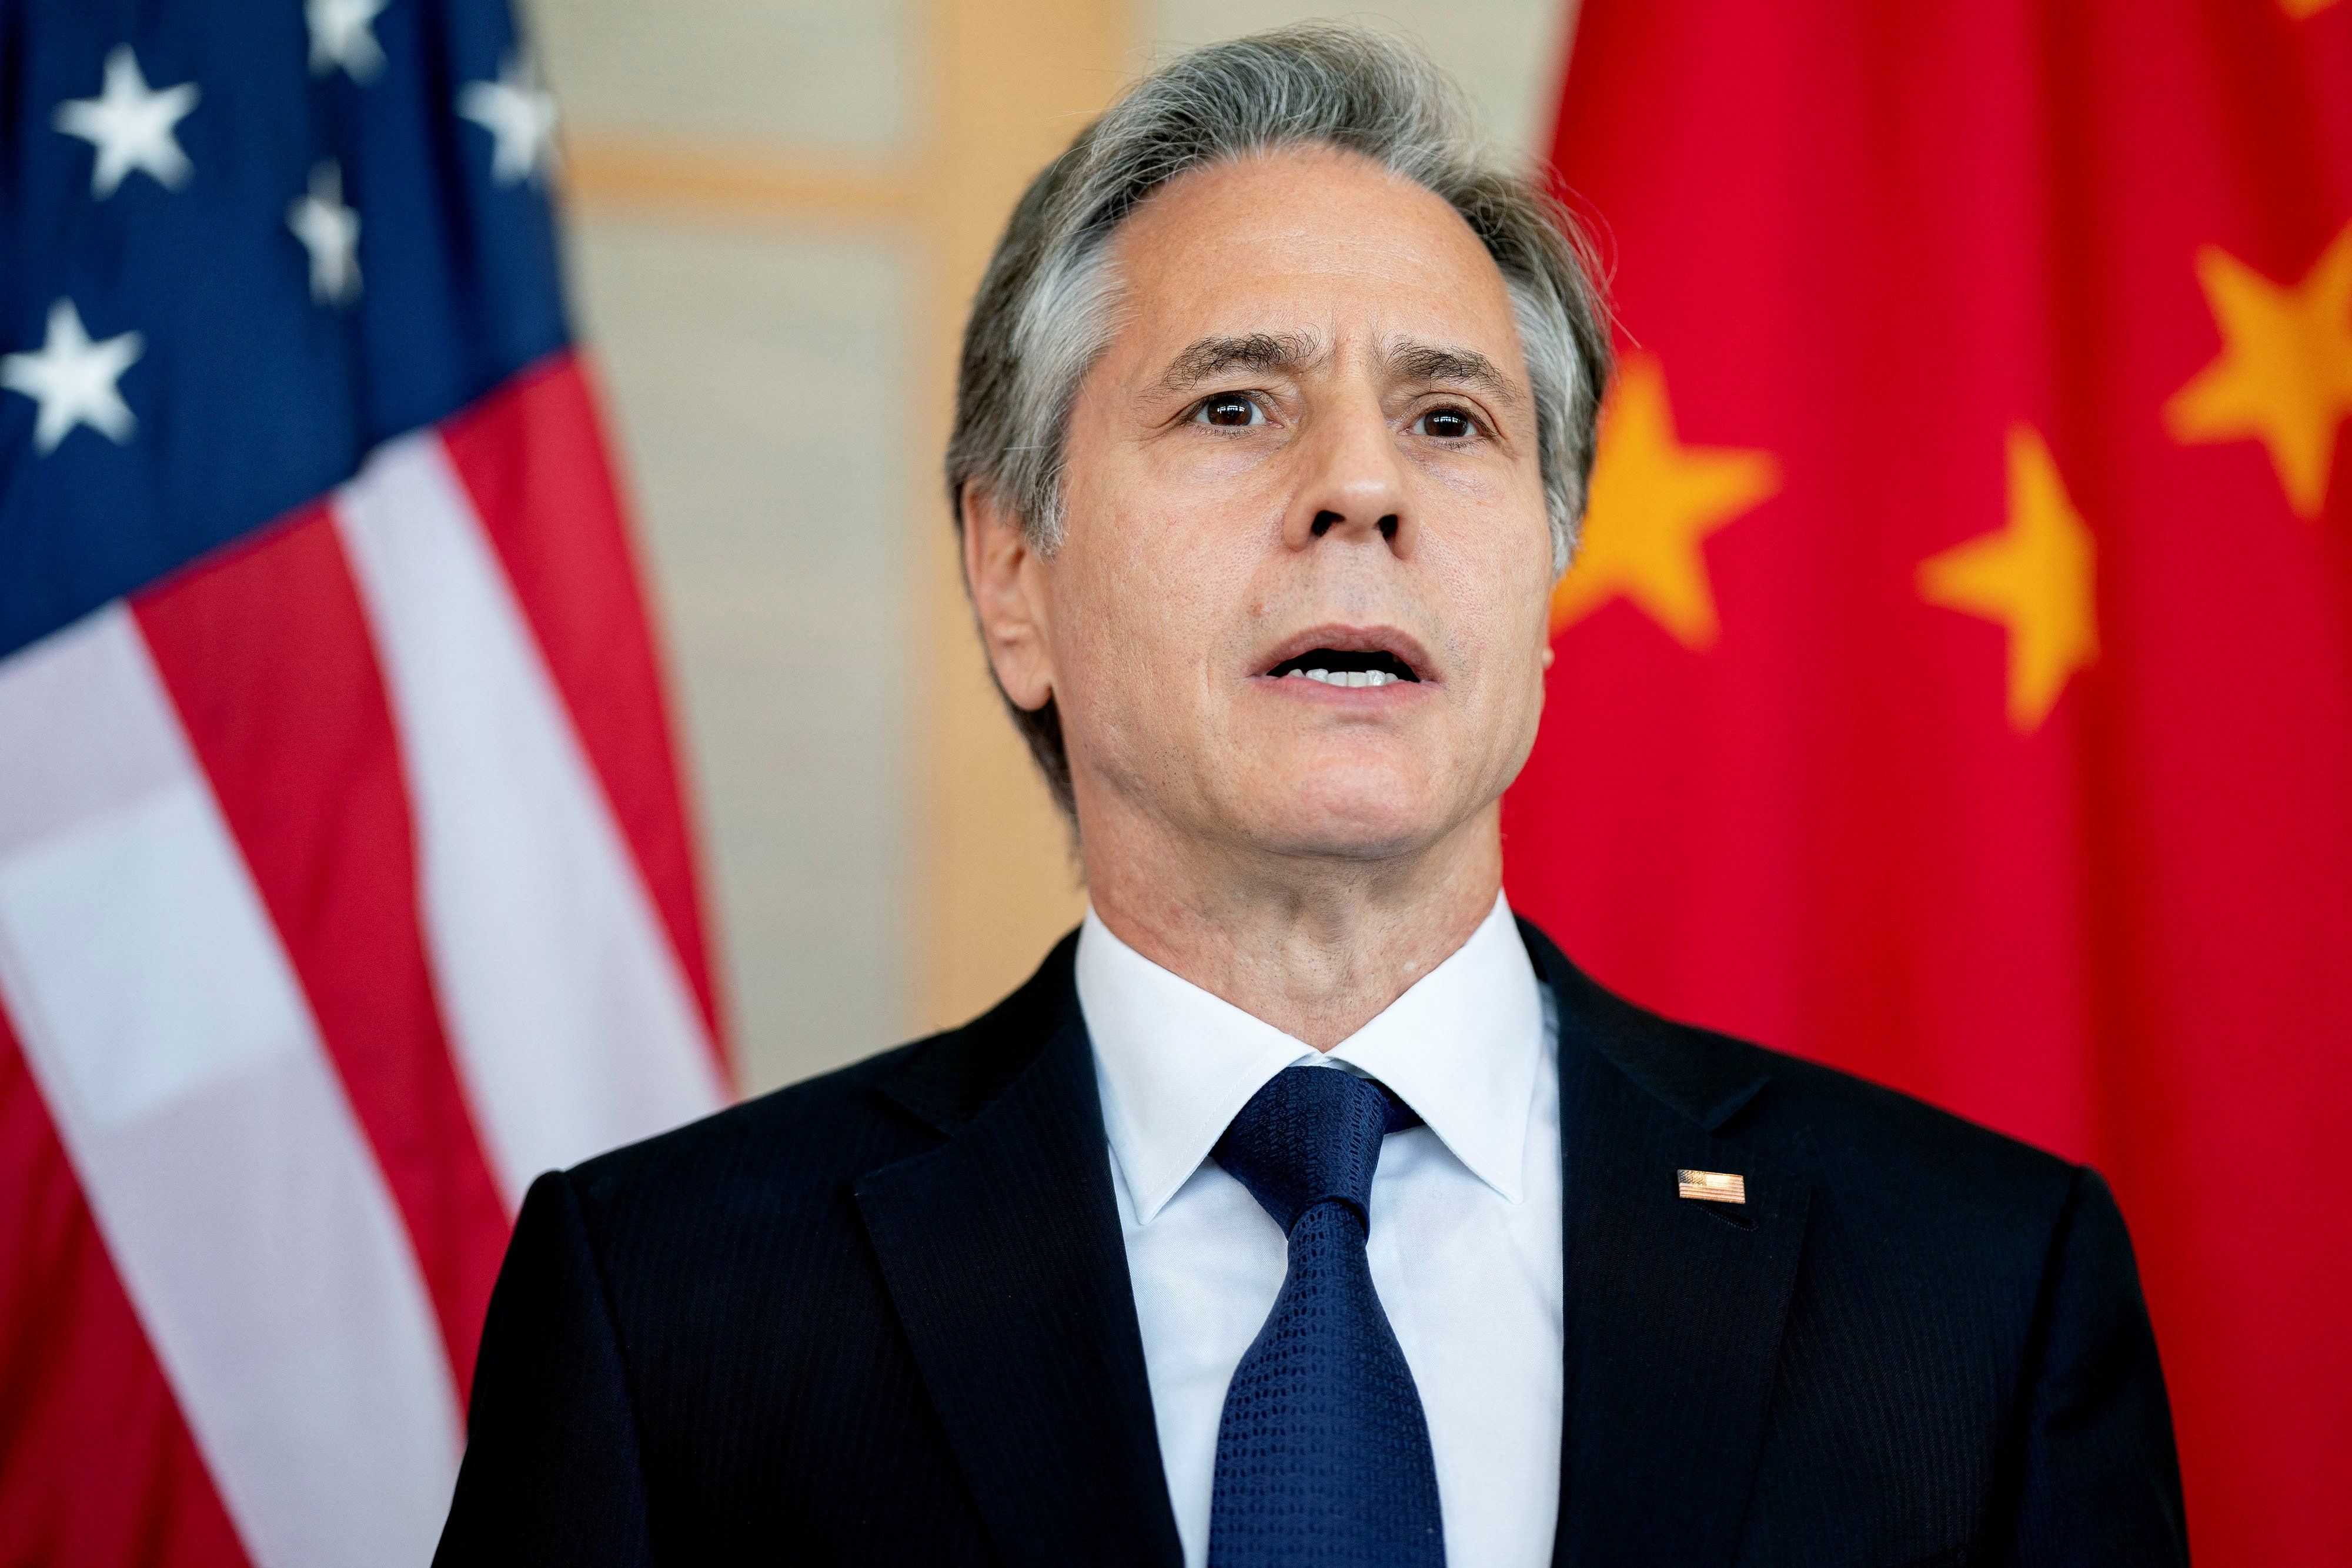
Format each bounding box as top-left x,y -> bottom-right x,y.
1265,648 -> 1422,689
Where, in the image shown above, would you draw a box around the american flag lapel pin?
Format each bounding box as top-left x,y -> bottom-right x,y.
1677,1168 -> 1748,1205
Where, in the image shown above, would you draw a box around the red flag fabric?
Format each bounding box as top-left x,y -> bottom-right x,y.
0,2 -> 728,1559
0,360 -> 732,1568
1506,3 -> 2352,1563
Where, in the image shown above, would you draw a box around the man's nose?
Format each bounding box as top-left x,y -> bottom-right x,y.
1281,393 -> 1418,557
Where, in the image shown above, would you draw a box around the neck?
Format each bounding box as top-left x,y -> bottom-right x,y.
1080,804 -> 1505,1050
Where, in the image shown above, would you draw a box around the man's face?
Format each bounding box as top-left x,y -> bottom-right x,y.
1005,146 -> 1556,864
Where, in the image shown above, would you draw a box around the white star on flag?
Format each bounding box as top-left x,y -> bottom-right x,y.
2,299 -> 144,455
289,163 -> 363,305
309,0 -> 390,83
53,46 -> 200,200
457,52 -> 559,186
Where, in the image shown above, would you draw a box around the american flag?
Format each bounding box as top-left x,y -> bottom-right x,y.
0,2 -> 730,1562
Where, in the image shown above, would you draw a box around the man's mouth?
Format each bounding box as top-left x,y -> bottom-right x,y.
1265,649 -> 1421,688
1256,626 -> 1434,692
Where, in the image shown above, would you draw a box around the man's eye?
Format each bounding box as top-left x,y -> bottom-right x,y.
1195,394 -> 1264,428
1414,406 -> 1479,439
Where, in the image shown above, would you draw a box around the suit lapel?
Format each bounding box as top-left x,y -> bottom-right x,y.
1525,928 -> 1812,1568
855,944 -> 1184,1568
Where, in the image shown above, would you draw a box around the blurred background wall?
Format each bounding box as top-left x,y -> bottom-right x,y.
526,0 -> 1576,1094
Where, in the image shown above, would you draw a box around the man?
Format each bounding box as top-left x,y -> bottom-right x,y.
436,26 -> 2185,1567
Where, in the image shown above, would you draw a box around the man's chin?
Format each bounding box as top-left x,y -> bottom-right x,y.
1234,786 -> 1462,865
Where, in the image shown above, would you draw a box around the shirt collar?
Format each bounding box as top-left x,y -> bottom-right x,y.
1078,893 -> 1545,1223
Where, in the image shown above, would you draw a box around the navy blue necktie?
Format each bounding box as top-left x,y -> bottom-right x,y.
1207,1066 -> 1445,1567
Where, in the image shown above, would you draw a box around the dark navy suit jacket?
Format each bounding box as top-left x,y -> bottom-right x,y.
434,922 -> 2187,1566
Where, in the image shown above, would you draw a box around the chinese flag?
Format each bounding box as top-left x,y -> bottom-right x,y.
1505,2 -> 2352,1563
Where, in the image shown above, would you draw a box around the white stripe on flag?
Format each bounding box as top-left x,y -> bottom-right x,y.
335,432 -> 724,1204
0,606 -> 462,1568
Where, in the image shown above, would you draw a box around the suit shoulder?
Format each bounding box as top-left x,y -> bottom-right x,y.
1535,928 -> 2079,1219
1748,1038 -> 2076,1198
560,1032 -> 950,1228
557,933 -> 1083,1236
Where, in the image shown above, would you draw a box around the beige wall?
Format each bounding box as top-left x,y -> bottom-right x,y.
532,0 -> 1578,1094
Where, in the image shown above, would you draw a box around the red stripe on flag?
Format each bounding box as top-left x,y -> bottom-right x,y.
133,507 -> 510,1395
0,1001 -> 252,1568
440,353 -> 728,1064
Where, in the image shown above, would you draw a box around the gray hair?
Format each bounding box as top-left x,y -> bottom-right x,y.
948,22 -> 1612,814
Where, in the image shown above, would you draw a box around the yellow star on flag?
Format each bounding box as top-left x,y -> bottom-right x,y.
2281,0 -> 2340,18
2163,220 -> 2352,519
1550,354 -> 1780,648
1919,425 -> 2099,732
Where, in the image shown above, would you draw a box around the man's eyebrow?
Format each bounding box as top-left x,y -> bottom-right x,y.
1150,332 -> 1325,396
1383,339 -> 1522,404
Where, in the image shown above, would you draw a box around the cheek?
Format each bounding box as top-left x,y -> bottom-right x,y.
1430,520 -> 1556,671
1048,523 -> 1233,746
1061,482 -> 1263,663
1477,620 -> 1551,739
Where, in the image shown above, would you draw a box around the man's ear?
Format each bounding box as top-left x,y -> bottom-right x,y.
959,483 -> 1056,713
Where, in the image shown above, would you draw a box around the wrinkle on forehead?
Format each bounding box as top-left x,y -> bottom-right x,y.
1101,144 -> 1518,328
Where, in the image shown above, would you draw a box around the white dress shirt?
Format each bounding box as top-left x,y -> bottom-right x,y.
1077,894 -> 1563,1568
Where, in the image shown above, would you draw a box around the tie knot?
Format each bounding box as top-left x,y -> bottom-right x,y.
1214,1066 -> 1418,1234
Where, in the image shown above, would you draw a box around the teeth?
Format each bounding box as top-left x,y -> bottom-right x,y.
1291,667 -> 1400,688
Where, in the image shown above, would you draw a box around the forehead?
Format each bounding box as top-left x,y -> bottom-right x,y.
1098,145 -> 1524,375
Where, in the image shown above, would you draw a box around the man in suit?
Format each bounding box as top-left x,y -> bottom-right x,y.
437,25 -> 2185,1567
